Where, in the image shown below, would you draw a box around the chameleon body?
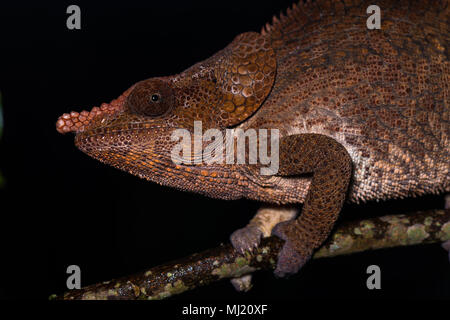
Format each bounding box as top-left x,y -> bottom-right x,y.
57,0 -> 449,278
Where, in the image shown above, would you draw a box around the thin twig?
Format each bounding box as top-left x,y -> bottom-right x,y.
53,209 -> 450,300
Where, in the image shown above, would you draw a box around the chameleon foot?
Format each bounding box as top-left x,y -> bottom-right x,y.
230,225 -> 263,254
229,226 -> 261,291
271,220 -> 310,278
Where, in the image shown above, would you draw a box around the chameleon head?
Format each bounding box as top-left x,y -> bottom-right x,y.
56,32 -> 277,199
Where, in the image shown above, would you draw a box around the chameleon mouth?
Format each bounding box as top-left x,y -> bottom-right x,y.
55,85 -> 135,134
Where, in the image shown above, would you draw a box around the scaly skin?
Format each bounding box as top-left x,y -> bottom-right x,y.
248,0 -> 450,204
56,0 -> 449,278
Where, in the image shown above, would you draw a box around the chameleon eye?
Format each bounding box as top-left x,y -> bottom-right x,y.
127,80 -> 173,117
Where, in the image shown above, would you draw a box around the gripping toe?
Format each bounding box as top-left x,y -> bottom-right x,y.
272,221 -> 310,278
230,225 -> 263,253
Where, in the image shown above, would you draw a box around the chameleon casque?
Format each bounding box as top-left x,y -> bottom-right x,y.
56,0 -> 449,282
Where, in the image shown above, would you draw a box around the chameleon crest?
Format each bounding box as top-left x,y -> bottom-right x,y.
57,32 -> 276,134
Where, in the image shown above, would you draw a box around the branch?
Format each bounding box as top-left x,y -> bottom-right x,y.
53,209 -> 450,300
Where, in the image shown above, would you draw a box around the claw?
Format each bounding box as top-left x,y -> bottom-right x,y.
273,239 -> 307,278
272,220 -> 309,278
230,225 -> 263,254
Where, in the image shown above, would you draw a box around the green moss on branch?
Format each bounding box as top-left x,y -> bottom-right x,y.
54,209 -> 449,300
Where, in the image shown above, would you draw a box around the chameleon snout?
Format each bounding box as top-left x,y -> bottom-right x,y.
56,86 -> 135,134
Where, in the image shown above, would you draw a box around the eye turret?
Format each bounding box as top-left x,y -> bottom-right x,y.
127,79 -> 173,117
151,94 -> 160,102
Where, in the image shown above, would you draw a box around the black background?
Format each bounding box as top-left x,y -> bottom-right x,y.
0,0 -> 449,301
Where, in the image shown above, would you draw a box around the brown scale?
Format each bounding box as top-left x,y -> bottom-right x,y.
57,0 -> 449,278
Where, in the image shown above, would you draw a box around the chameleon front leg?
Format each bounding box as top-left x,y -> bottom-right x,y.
272,134 -> 352,277
230,205 -> 298,291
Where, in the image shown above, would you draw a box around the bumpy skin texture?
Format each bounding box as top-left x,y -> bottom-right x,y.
249,0 -> 450,204
272,134 -> 352,276
56,0 -> 450,277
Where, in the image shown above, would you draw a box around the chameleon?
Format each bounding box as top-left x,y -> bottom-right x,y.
56,0 -> 449,282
